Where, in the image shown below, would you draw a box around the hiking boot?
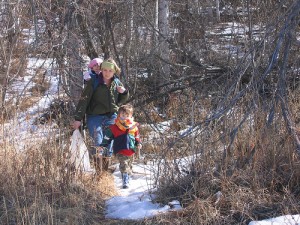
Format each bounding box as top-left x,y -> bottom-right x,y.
122,173 -> 129,189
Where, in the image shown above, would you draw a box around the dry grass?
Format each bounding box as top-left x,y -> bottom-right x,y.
0,126 -> 118,225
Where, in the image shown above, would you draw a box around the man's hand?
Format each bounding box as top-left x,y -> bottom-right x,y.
116,86 -> 126,93
72,121 -> 81,129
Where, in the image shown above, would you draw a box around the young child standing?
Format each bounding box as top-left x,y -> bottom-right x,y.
98,104 -> 142,189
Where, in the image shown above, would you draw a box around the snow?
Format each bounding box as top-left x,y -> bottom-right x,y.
249,215 -> 300,225
105,160 -> 183,220
2,58 -> 59,152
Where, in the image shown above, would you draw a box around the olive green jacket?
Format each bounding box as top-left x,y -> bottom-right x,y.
74,76 -> 129,121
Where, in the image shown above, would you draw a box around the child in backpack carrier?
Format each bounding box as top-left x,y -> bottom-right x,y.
98,104 -> 142,189
83,58 -> 102,82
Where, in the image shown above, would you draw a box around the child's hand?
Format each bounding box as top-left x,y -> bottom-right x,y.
83,71 -> 91,81
117,86 -> 126,93
137,143 -> 142,150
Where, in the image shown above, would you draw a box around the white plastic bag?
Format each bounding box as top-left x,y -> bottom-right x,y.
69,129 -> 94,173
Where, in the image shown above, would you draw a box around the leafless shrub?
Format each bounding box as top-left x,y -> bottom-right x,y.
29,69 -> 50,96
149,97 -> 300,224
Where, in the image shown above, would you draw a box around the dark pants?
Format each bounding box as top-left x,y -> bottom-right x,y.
87,113 -> 117,156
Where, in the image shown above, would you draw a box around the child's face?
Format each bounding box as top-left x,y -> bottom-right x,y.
92,65 -> 101,73
119,111 -> 132,120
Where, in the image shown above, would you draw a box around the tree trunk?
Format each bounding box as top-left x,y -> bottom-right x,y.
158,0 -> 170,82
216,0 -> 220,22
76,13 -> 98,60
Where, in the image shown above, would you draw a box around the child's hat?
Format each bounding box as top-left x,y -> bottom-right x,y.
88,58 -> 102,69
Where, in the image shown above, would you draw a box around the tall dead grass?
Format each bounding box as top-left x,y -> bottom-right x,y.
0,122 -> 117,225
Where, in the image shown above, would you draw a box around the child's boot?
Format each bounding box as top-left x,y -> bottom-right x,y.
122,173 -> 129,189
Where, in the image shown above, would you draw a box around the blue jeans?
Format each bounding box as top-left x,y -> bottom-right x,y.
86,113 -> 117,156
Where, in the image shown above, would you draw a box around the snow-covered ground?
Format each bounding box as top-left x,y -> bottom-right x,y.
249,215 -> 300,225
106,161 -> 182,219
2,58 -> 59,151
